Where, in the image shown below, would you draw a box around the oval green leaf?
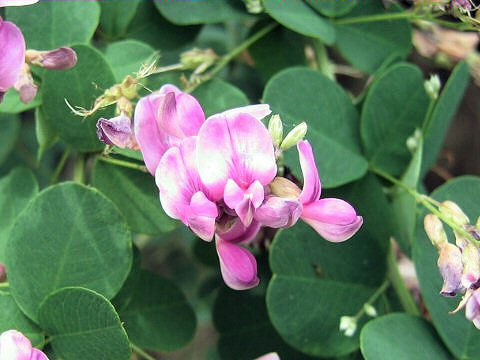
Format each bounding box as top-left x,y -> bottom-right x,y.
92,160 -> 177,235
0,167 -> 38,264
113,269 -> 196,352
263,67 -> 367,188
99,0 -> 140,38
361,63 -> 429,176
413,176 -> 480,359
360,314 -> 450,360
0,114 -> 20,166
6,1 -> 100,49
41,44 -> 116,152
38,287 -> 131,360
263,0 -> 335,45
307,0 -> 358,17
6,182 -> 132,322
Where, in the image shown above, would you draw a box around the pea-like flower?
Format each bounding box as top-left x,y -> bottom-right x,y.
96,114 -> 138,150
0,18 -> 25,102
466,288 -> 480,329
0,330 -> 48,360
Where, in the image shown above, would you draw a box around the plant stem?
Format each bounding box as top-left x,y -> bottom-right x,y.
369,165 -> 479,245
50,148 -> 71,185
98,156 -> 148,172
131,344 -> 156,360
422,99 -> 436,135
353,279 -> 390,320
335,11 -> 416,25
313,40 -> 335,80
73,153 -> 85,184
0,283 -> 9,288
187,22 -> 278,92
387,241 -> 421,316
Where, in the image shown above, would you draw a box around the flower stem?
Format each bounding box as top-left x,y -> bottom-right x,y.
50,148 -> 71,185
131,344 -> 156,360
98,156 -> 148,172
73,153 -> 85,184
187,22 -> 278,92
387,241 -> 421,316
353,279 -> 390,320
0,282 -> 9,288
369,165 -> 479,245
422,98 -> 437,135
335,11 -> 416,25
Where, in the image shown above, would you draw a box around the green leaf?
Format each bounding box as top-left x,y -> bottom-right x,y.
413,176 -> 480,359
0,89 -> 42,115
6,182 -> 132,322
126,1 -> 200,51
360,314 -> 450,360
110,147 -> 143,161
421,61 -> 470,177
113,269 -> 196,352
0,167 -> 38,264
249,24 -> 306,83
335,2 -> 412,74
154,0 -> 245,25
38,287 -> 131,360
306,0 -> 358,17
263,0 -> 335,45
361,63 -> 429,176
35,107 -> 58,162
92,160 -> 177,235
104,40 -> 155,82
263,67 -> 368,188
41,44 -> 116,152
99,0 -> 139,38
0,292 -> 44,347
193,79 -> 249,118
214,289 -> 316,359
0,114 -> 20,166
6,1 -> 100,49
391,139 -> 423,255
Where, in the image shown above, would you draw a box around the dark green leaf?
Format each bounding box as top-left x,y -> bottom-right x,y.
38,287 -> 131,360
6,1 -> 100,49
92,160 -> 177,235
360,314 -> 450,360
306,0 -> 358,17
99,0 -> 139,38
0,89 -> 41,115
263,67 -> 367,188
263,0 -> 335,44
42,44 -> 116,152
0,114 -> 20,165
104,40 -> 155,81
6,182 -> 132,322
361,63 -> 429,176
413,176 -> 480,359
35,107 -> 58,162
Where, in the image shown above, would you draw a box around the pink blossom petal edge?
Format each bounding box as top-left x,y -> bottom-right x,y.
0,19 -> 25,94
0,0 -> 38,7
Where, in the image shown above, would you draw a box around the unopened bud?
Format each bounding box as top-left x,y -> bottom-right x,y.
440,201 -> 470,226
424,74 -> 441,101
438,242 -> 464,296
339,316 -> 357,337
180,48 -> 218,71
424,214 -> 448,249
364,304 -> 377,317
120,75 -> 137,100
96,113 -> 138,150
268,114 -> 283,148
461,242 -> 480,290
406,128 -> 422,153
0,264 -> 6,283
280,122 -> 307,150
244,0 -> 264,13
14,64 -> 37,104
269,177 -> 301,199
26,47 -> 77,70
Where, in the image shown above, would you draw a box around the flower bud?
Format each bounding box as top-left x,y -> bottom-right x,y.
244,0 -> 264,14
461,242 -> 480,290
180,48 -> 217,72
254,196 -> 302,229
268,114 -> 283,148
269,177 -> 301,199
13,64 -> 37,104
254,353 -> 280,360
339,316 -> 357,337
0,264 -> 6,283
424,214 -> 448,250
437,242 -> 464,296
424,74 -> 441,101
280,122 -> 307,150
364,304 -> 377,317
25,47 -> 77,70
466,288 -> 480,329
96,113 -> 138,149
439,201 -> 470,226
406,128 -> 422,153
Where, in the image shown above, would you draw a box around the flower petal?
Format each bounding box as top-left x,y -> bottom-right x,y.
0,0 -> 38,7
254,196 -> 302,228
96,114 -> 136,149
437,242 -> 463,297
30,348 -> 49,360
197,112 -> 276,200
220,104 -> 271,121
301,198 -> 363,242
216,237 -> 259,290
0,330 -> 33,360
297,140 -> 321,205
186,191 -> 218,242
0,20 -> 25,93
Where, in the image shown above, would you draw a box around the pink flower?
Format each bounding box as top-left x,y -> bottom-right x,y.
0,18 -> 25,101
437,242 -> 464,297
0,0 -> 38,6
0,330 -> 48,360
156,137 -> 218,241
216,236 -> 259,290
466,288 -> 480,329
96,114 -> 138,149
297,140 -> 363,242
134,84 -> 206,174
255,353 -> 280,360
196,111 -> 276,226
